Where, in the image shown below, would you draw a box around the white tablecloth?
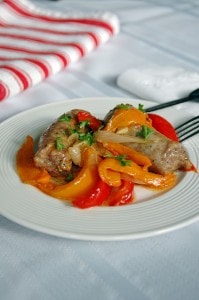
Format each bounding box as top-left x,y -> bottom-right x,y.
1,1 -> 199,299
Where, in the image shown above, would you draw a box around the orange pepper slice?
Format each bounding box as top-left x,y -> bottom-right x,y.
16,135 -> 51,185
102,141 -> 152,170
98,157 -> 176,189
104,107 -> 151,132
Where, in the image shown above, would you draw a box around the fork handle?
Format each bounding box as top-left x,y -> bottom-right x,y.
145,89 -> 199,112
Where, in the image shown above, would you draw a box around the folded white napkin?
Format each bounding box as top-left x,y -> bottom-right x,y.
0,0 -> 119,101
117,67 -> 199,102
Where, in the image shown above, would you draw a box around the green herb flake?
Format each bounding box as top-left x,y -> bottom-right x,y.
68,127 -> 80,135
116,154 -> 131,166
117,103 -> 132,109
55,137 -> 65,150
138,103 -> 145,112
137,125 -> 153,139
104,153 -> 131,166
78,132 -> 94,146
66,173 -> 74,182
60,129 -> 66,135
59,113 -> 72,122
79,120 -> 90,128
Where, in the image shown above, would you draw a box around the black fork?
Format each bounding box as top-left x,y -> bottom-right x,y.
175,116 -> 199,142
145,88 -> 199,113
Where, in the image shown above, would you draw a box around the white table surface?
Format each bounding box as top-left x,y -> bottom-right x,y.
1,1 -> 199,299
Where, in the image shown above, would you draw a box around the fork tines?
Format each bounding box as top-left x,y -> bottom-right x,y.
175,115 -> 199,142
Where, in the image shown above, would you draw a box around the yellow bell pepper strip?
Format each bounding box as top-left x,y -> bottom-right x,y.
102,141 -> 152,170
40,147 -> 100,201
107,180 -> 134,206
72,179 -> 112,209
104,107 -> 151,132
98,157 -> 176,189
16,135 -> 51,186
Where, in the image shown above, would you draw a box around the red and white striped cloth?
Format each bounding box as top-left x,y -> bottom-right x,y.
0,0 -> 119,101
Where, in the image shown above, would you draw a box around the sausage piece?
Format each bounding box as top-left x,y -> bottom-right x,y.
125,125 -> 192,175
34,109 -> 87,177
104,105 -> 192,175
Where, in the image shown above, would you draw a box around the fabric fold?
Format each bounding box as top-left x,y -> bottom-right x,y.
0,0 -> 119,101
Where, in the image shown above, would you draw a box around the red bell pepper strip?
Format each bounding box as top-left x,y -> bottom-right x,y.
148,113 -> 178,141
77,111 -> 102,131
73,179 -> 112,209
107,180 -> 134,206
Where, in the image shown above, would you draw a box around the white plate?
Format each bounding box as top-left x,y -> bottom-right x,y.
0,97 -> 199,241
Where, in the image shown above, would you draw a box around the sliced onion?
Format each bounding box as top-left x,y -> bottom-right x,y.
95,130 -> 148,144
68,142 -> 85,166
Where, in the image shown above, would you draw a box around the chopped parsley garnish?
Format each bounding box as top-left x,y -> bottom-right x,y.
116,155 -> 131,166
68,127 -> 79,135
79,120 -> 90,128
66,173 -> 74,182
137,125 -> 153,139
78,132 -> 94,146
117,103 -> 132,109
68,127 -> 94,145
59,113 -> 72,122
104,153 -> 131,166
55,137 -> 65,150
138,103 -> 145,112
60,129 -> 66,135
